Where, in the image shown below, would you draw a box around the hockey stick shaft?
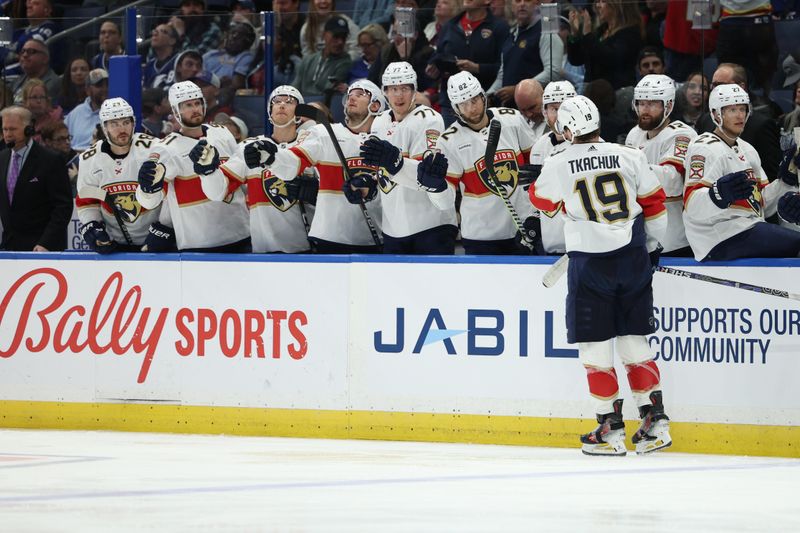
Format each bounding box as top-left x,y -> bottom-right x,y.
78,185 -> 134,246
485,120 -> 534,250
541,254 -> 800,301
295,104 -> 382,247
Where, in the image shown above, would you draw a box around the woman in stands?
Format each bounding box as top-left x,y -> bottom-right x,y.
59,56 -> 90,114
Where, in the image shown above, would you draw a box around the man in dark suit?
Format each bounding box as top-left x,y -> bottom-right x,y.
0,106 -> 72,251
696,63 -> 782,181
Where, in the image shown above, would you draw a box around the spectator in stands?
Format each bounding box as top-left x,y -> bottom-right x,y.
215,113 -> 248,142
490,0 -> 512,20
558,8 -> 584,93
488,0 -> 564,107
190,70 -> 230,121
368,17 -> 435,91
584,78 -> 629,143
231,0 -> 262,39
514,78 -> 546,139
11,36 -> 60,105
64,68 -> 107,152
293,15 -> 353,97
170,50 -> 204,85
662,0 -> 717,83
349,24 -> 389,83
716,0 -> 778,95
275,0 -> 305,77
424,0 -> 461,49
301,0 -> 360,60
637,46 -> 665,77
426,0 -> 509,125
352,0 -> 395,28
1,0 -> 57,68
58,57 -> 90,114
141,88 -> 169,137
91,21 -> 123,71
642,0 -> 667,49
675,71 -> 708,129
203,21 -> 256,91
21,78 -> 62,140
566,0 -> 642,90
780,77 -> 800,133
145,24 -> 181,89
170,0 -> 222,56
696,63 -> 782,180
39,120 -> 75,166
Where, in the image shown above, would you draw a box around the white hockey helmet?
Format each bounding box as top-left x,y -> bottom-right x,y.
709,83 -> 751,128
632,74 -> 676,117
382,61 -> 417,92
99,97 -> 135,142
555,95 -> 600,138
268,85 -> 304,126
346,79 -> 387,116
447,71 -> 484,106
168,80 -> 206,127
542,81 -> 577,106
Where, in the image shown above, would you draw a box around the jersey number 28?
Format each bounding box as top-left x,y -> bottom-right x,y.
574,172 -> 630,222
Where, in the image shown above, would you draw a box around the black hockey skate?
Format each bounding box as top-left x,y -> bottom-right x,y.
580,399 -> 627,456
632,390 -> 672,455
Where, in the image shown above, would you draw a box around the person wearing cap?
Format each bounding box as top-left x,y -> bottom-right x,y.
169,0 -> 222,56
190,70 -> 232,121
301,0 -> 360,61
10,36 -> 61,105
203,21 -> 256,90
145,24 -> 181,89
64,68 -> 108,152
292,15 -> 353,98
780,54 -> 800,133
215,114 -> 248,143
91,21 -> 124,71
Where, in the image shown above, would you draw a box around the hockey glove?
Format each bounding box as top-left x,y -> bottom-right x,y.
649,245 -> 662,275
342,175 -> 378,204
80,220 -> 117,254
138,159 -> 166,194
517,164 -> 542,189
360,136 -> 403,175
709,171 -> 752,209
243,139 -> 277,169
417,152 -> 448,193
286,175 -> 320,205
778,192 -> 800,224
141,222 -> 177,252
778,143 -> 800,187
189,139 -> 220,176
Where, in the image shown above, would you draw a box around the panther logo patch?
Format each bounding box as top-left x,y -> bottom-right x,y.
261,171 -> 297,212
475,149 -> 519,196
104,182 -> 142,221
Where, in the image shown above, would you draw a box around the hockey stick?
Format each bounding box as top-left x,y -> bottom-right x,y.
485,119 -> 536,251
294,103 -> 383,247
542,254 -> 800,301
78,185 -> 134,246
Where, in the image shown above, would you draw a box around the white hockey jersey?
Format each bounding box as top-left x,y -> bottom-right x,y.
435,108 -> 536,241
268,122 -> 383,246
135,124 -> 250,250
370,105 -> 457,238
530,131 -> 569,253
683,132 -> 794,260
75,133 -> 162,245
625,120 -> 696,252
219,131 -> 315,253
531,141 -> 667,254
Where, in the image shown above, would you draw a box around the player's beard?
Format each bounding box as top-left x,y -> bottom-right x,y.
346,108 -> 368,127
182,113 -> 204,128
109,131 -> 132,148
638,111 -> 664,131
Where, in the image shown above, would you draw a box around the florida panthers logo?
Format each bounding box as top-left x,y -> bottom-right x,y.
475,149 -> 519,196
377,168 -> 396,194
261,171 -> 296,212
105,182 -> 142,222
745,170 -> 763,215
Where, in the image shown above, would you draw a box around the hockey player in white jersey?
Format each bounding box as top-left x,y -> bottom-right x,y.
530,96 -> 671,456
683,84 -> 800,261
526,80 -> 577,254
625,74 -> 697,256
425,71 -> 538,255
75,97 -> 162,253
135,81 -> 250,252
188,85 -> 318,253
357,62 -> 458,254
242,79 -> 385,254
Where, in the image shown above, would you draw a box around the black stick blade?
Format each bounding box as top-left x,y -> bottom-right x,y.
486,119 -> 502,161
295,103 -> 328,123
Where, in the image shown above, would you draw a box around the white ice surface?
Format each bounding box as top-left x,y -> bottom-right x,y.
0,429 -> 798,532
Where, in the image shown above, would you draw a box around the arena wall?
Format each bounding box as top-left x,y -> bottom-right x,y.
0,253 -> 798,457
